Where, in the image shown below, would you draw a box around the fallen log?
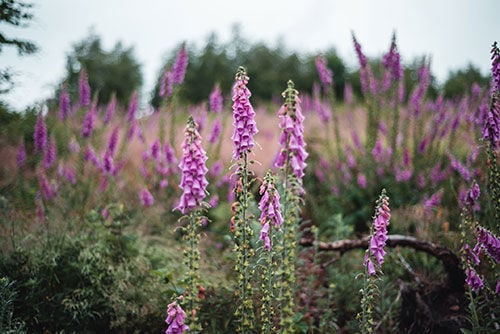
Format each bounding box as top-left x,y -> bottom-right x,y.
299,234 -> 465,290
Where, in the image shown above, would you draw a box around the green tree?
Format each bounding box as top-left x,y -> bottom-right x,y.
443,64 -> 489,99
0,0 -> 38,94
62,31 -> 142,106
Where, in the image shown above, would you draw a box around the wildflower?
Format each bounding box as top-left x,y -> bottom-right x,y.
16,141 -> 26,168
34,113 -> 47,153
483,93 -> 500,150
275,80 -> 308,183
465,181 -> 480,208
313,83 -> 332,122
258,172 -> 283,251
172,43 -> 188,85
260,222 -> 271,251
363,254 -> 376,276
38,173 -> 58,201
476,227 -> 500,263
59,84 -> 70,120
231,66 -> 258,160
66,137 -> 79,154
175,116 -> 209,214
410,63 -> 431,116
448,153 -> 471,182
139,188 -> 154,207
102,152 -> 115,175
464,243 -> 480,265
79,69 -> 91,107
150,139 -> 161,161
315,55 -> 333,89
81,103 -> 97,138
104,95 -> 116,124
352,34 -> 376,95
368,190 -> 391,267
357,173 -> 367,188
382,34 -> 403,90
496,280 -> 500,294
164,141 -> 178,167
107,127 -> 120,157
165,299 -> 189,334
208,117 -> 222,144
465,267 -> 484,292
491,42 -> 500,92
84,145 -> 100,168
209,160 -> 223,178
423,190 -> 443,213
42,138 -> 57,169
209,84 -> 223,113
160,70 -> 174,98
126,91 -> 138,123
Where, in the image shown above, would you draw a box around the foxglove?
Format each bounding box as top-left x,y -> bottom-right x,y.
231,66 -> 258,160
175,116 -> 209,214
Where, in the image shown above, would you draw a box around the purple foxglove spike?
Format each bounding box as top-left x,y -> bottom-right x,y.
59,84 -> 70,121
274,80 -> 308,191
175,116 -> 209,214
165,299 -> 189,334
79,69 -> 91,107
42,138 -> 57,169
139,188 -> 154,207
315,55 -> 334,90
231,67 -> 258,159
81,103 -> 97,138
366,190 -> 391,272
104,95 -> 116,124
172,43 -> 188,85
465,267 -> 484,292
126,91 -> 138,123
34,113 -> 47,153
209,84 -> 223,113
208,117 -> 222,144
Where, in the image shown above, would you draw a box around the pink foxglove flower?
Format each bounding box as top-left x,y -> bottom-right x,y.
465,267 -> 484,292
175,116 -> 209,214
42,138 -> 57,169
476,227 -> 500,263
106,127 -> 120,157
81,103 -> 97,138
165,298 -> 189,334
172,43 -> 188,85
209,84 -> 223,113
366,190 -> 390,274
231,67 -> 258,159
274,81 -> 308,188
126,91 -> 138,123
139,188 -> 154,207
59,84 -> 70,121
315,55 -> 333,90
382,34 -> 403,90
104,94 -> 116,124
258,172 -> 283,251
208,117 -> 222,144
79,69 -> 91,107
34,113 -> 47,153
160,70 -> 174,98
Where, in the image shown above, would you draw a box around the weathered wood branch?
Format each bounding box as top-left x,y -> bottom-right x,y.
299,234 -> 465,290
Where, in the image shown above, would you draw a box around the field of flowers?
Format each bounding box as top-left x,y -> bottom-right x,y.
1,35 -> 499,333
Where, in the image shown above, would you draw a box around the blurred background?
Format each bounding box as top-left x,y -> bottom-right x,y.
1,0 -> 500,112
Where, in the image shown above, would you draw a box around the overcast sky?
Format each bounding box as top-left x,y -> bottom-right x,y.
1,0 -> 499,110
